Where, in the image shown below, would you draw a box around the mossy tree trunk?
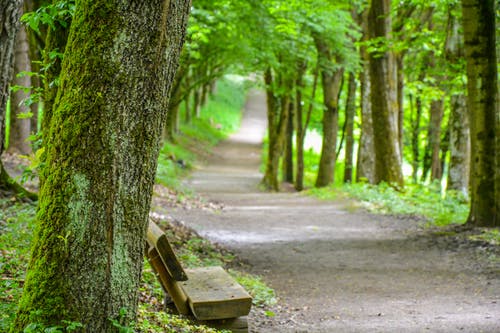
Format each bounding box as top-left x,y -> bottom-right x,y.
368,0 -> 404,188
13,1 -> 191,331
461,0 -> 498,227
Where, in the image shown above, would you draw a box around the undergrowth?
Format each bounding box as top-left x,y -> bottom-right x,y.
310,181 -> 470,227
156,76 -> 247,193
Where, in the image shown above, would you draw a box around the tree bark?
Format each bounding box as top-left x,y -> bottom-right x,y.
461,0 -> 498,227
446,8 -> 470,196
0,0 -> 36,199
283,99 -> 294,184
368,0 -> 404,188
422,99 -> 444,182
13,1 -> 191,331
8,21 -> 32,155
410,94 -> 422,183
314,36 -> 344,188
262,68 -> 288,191
356,10 -> 375,184
447,94 -> 470,192
343,72 -> 356,183
1,0 -> 23,155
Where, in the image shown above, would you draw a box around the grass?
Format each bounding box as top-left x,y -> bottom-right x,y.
310,181 -> 470,226
0,199 -> 36,332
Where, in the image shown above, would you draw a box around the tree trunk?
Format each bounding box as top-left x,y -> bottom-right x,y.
0,0 -> 36,199
368,0 -> 404,188
262,68 -> 288,191
461,0 -> 498,227
8,22 -> 32,155
1,0 -> 22,156
422,99 -> 445,182
295,61 -> 317,191
283,99 -> 294,184
445,8 -> 470,196
343,72 -> 356,183
356,11 -> 375,184
314,36 -> 344,188
13,1 -> 191,331
410,94 -> 422,183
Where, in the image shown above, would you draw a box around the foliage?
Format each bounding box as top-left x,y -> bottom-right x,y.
310,181 -> 469,226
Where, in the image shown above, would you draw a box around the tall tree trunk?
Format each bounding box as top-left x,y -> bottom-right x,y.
410,94 -> 422,183
314,36 -> 344,188
461,0 -> 498,227
446,8 -> 470,196
368,0 -> 404,187
396,53 -> 404,160
13,1 -> 191,331
1,0 -> 22,155
295,62 -> 318,191
356,10 -> 375,184
283,99 -> 294,184
8,21 -> 32,155
343,72 -> 356,183
262,68 -> 288,191
422,99 -> 445,182
0,0 -> 35,199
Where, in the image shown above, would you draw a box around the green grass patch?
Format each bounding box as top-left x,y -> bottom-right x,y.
0,199 -> 37,332
310,181 -> 469,226
468,229 -> 500,246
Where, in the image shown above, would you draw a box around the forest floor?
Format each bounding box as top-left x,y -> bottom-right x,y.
153,90 -> 500,333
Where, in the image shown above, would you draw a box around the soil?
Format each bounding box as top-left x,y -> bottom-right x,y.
157,90 -> 500,333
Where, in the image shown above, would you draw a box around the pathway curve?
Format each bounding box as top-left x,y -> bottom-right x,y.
168,90 -> 499,333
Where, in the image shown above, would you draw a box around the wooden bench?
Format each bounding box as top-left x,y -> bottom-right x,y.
146,220 -> 252,332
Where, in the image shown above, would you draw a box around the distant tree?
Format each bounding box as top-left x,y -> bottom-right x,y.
8,20 -> 32,155
12,0 -> 191,331
0,0 -> 36,199
356,9 -> 375,184
461,0 -> 498,227
445,5 -> 469,196
368,0 -> 404,187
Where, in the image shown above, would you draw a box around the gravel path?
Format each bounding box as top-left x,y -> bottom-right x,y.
167,90 -> 500,333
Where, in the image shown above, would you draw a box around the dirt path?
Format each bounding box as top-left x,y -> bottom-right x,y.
167,90 -> 500,332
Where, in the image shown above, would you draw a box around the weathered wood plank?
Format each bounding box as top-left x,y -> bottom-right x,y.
180,266 -> 252,320
147,220 -> 187,281
146,247 -> 190,315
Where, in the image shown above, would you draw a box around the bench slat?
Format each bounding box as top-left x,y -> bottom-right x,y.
147,220 -> 188,281
180,266 -> 252,320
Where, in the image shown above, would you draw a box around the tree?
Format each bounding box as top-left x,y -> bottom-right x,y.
368,0 -> 404,187
12,0 -> 191,331
461,0 -> 498,227
8,20 -> 32,155
0,0 -> 36,200
314,35 -> 344,187
445,5 -> 469,195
